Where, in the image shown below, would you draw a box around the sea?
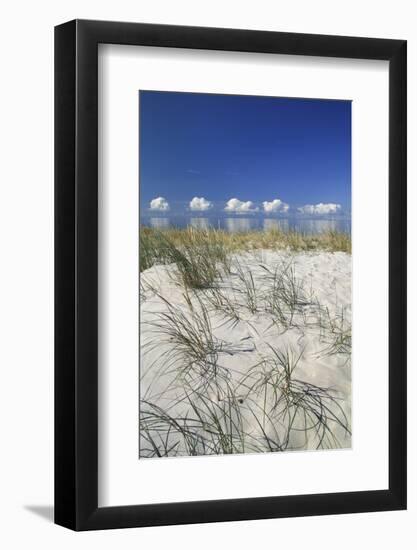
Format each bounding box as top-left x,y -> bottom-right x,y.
140,215 -> 351,235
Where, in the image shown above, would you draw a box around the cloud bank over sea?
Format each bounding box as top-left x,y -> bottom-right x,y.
147,196 -> 345,217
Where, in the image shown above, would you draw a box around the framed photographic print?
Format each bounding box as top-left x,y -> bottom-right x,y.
55,20 -> 407,530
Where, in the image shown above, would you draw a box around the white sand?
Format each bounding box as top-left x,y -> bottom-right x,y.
140,250 -> 351,457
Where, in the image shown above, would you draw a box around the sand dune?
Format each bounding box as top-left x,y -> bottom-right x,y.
140,249 -> 351,458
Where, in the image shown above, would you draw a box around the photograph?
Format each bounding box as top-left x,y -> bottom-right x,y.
139,91 -> 352,458
0,2 -> 408,541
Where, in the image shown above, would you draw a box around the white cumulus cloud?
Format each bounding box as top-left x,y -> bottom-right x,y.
262,198 -> 289,213
189,196 -> 213,211
149,197 -> 170,211
297,203 -> 341,215
224,198 -> 259,213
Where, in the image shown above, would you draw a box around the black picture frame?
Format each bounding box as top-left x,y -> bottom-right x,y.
55,19 -> 407,531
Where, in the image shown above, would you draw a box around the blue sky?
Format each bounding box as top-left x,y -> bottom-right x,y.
139,91 -> 351,216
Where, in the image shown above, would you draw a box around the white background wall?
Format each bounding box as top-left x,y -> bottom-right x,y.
0,0 -> 414,548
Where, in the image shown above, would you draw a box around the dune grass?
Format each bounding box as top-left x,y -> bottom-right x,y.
140,341 -> 351,457
233,260 -> 259,314
140,226 -> 230,288
315,305 -> 352,363
140,226 -> 351,275
237,346 -> 350,450
139,225 -> 351,458
159,226 -> 351,253
144,291 -> 224,387
261,260 -> 313,329
140,277 -> 351,457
